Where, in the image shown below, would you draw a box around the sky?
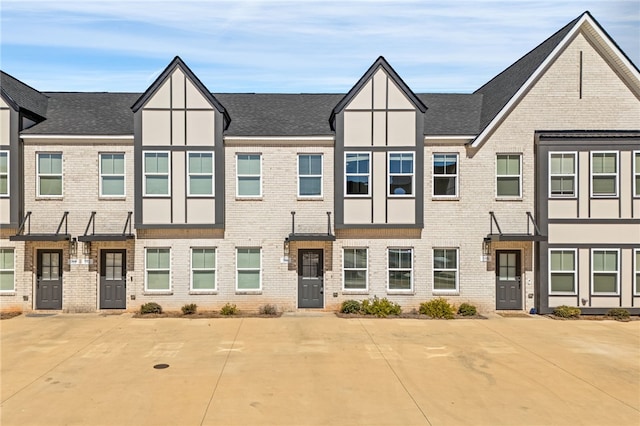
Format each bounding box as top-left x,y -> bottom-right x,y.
1,0 -> 639,94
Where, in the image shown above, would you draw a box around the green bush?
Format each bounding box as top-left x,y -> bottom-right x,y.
553,305 -> 581,318
340,300 -> 362,314
457,302 -> 477,316
419,298 -> 454,319
220,303 -> 238,316
140,302 -> 162,314
606,308 -> 630,320
259,304 -> 278,315
360,297 -> 402,317
181,303 -> 197,315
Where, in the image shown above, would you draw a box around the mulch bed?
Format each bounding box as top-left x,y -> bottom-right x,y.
0,311 -> 22,320
134,311 -> 282,319
335,312 -> 486,320
545,314 -> 638,322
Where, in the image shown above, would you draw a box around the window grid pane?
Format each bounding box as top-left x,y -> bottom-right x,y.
237,155 -> 261,196
189,153 -> 214,196
591,152 -> 618,196
38,153 -> 63,196
433,249 -> 458,291
144,153 -> 169,196
298,154 -> 322,197
592,250 -> 618,294
433,154 -> 458,196
343,248 -> 367,290
388,249 -> 412,290
550,250 -> 576,293
550,153 -> 575,197
496,154 -> 521,197
389,153 -> 414,196
0,249 -> 14,291
237,248 -> 260,290
346,153 -> 370,195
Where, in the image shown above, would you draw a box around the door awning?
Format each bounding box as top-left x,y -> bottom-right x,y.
77,211 -> 134,242
486,211 -> 547,242
10,211 -> 71,241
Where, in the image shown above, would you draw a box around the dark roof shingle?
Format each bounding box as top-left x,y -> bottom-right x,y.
0,71 -> 49,118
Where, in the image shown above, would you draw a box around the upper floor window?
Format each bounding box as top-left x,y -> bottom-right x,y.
145,248 -> 171,291
592,249 -> 619,295
343,248 -> 367,291
37,153 -> 63,197
191,248 -> 216,291
433,248 -> 458,292
389,153 -> 414,196
298,154 -> 322,197
496,154 -> 521,197
144,152 -> 170,196
100,153 -> 125,197
549,152 -> 576,197
237,154 -> 261,197
388,248 -> 412,291
591,152 -> 618,197
345,152 -> 370,196
433,154 -> 458,197
549,249 -> 576,294
188,152 -> 214,196
0,248 -> 14,292
0,151 -> 8,196
634,152 -> 640,197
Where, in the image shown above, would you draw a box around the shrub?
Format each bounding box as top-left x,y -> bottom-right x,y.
140,302 -> 162,314
181,303 -> 197,315
553,305 -> 581,318
457,302 -> 477,316
360,297 -> 401,318
606,308 -> 630,320
419,298 -> 454,319
340,300 -> 362,314
220,303 -> 238,316
259,304 -> 278,315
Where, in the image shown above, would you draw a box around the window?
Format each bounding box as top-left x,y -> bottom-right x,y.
0,151 -> 8,196
433,248 -> 458,292
345,153 -> 370,196
549,153 -> 576,197
145,248 -> 170,291
38,153 -> 62,196
634,152 -> 640,197
635,249 -> 640,295
237,248 -> 261,290
549,250 -> 576,293
237,154 -> 261,197
591,152 -> 618,197
592,250 -> 619,294
298,154 -> 322,197
100,153 -> 125,197
343,248 -> 367,290
191,248 -> 216,291
0,248 -> 14,292
144,152 -> 169,196
188,152 -> 214,196
389,153 -> 414,196
388,248 -> 412,291
433,154 -> 458,197
496,154 -> 521,197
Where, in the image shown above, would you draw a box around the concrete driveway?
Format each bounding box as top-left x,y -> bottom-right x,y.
1,313 -> 639,426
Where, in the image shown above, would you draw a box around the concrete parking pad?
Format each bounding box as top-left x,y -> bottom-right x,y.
1,314 -> 639,426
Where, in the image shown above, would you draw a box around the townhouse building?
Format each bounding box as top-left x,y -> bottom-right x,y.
1,12 -> 639,314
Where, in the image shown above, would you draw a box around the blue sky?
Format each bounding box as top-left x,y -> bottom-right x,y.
1,0 -> 638,94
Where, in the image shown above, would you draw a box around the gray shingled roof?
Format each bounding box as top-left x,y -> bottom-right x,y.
420,93 -> 483,135
0,71 -> 49,118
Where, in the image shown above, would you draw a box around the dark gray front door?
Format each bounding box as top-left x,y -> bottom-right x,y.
100,250 -> 126,309
496,250 -> 522,310
298,249 -> 323,308
36,250 -> 63,310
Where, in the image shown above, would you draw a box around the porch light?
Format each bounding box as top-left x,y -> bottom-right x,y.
70,238 -> 78,256
83,241 -> 91,256
283,238 -> 290,257
482,237 -> 491,256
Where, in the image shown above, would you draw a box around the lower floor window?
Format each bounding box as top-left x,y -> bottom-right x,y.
550,250 -> 576,293
146,248 -> 170,291
237,248 -> 261,290
388,248 -> 412,291
433,248 -> 458,291
343,248 -> 367,290
592,250 -> 619,294
635,249 -> 640,295
191,248 -> 216,291
0,248 -> 15,292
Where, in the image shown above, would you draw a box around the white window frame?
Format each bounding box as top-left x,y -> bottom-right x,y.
190,247 -> 216,292
496,153 -> 522,198
634,151 -> 640,198
590,151 -> 618,198
99,153 -> 125,198
432,248 -> 459,293
0,248 -> 15,292
187,152 -> 214,197
388,152 -> 414,197
144,247 -> 171,292
591,249 -> 620,295
387,247 -> 413,292
297,154 -> 323,198
634,248 -> 640,296
37,152 -> 63,197
0,151 -> 9,197
143,151 -> 170,197
432,153 -> 458,197
548,249 -> 577,295
342,248 -> 368,291
344,152 -> 371,197
549,152 -> 577,198
236,247 -> 262,291
236,154 -> 262,198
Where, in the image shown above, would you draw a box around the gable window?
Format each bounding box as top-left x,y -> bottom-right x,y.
549,250 -> 576,294
237,154 -> 261,197
549,152 -> 576,197
433,248 -> 458,292
388,248 -> 412,291
433,154 -> 458,197
343,248 -> 367,290
100,153 -> 125,197
389,153 -> 414,196
144,152 -> 170,196
188,152 -> 214,196
298,154 -> 322,197
592,249 -> 619,294
237,248 -> 261,290
496,154 -> 521,197
634,152 -> 640,197
191,248 -> 216,291
0,151 -> 8,196
38,153 -> 63,197
635,249 -> 640,296
145,248 -> 170,291
591,152 -> 618,197
0,248 -> 14,292
345,152 -> 370,196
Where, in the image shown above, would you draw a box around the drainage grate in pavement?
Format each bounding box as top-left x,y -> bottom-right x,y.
153,364 -> 170,369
